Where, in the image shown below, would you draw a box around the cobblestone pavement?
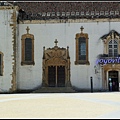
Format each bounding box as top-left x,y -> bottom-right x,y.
0,92 -> 120,119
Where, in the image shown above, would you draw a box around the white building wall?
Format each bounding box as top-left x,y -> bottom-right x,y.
0,9 -> 15,92
17,20 -> 120,91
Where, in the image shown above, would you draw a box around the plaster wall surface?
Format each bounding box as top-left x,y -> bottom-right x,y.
0,9 -> 15,92
17,20 -> 120,90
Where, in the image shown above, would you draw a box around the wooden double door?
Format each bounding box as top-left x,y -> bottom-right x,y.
48,66 -> 65,87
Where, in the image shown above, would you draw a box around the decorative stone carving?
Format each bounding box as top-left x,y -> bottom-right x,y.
46,58 -> 66,66
101,30 -> 120,45
100,30 -> 120,90
45,50 -> 66,59
42,39 -> 71,87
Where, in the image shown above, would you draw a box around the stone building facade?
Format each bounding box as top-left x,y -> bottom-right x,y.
0,1 -> 120,93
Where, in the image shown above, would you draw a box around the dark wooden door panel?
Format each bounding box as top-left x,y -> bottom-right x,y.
48,66 -> 56,87
57,66 -> 65,87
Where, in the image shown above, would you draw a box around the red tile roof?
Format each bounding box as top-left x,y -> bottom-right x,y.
15,2 -> 120,13
7,2 -> 120,20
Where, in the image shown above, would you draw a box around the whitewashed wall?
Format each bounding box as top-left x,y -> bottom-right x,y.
17,21 -> 120,91
0,9 -> 15,92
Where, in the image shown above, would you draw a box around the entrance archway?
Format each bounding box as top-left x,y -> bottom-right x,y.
42,39 -> 71,87
101,64 -> 120,91
108,71 -> 119,91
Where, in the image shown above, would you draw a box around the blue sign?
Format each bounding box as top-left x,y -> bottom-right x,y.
96,57 -> 120,65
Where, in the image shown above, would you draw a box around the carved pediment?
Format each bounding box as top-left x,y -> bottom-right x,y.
103,64 -> 120,71
43,39 -> 69,60
101,30 -> 120,44
46,57 -> 66,66
21,26 -> 34,40
75,26 -> 88,39
45,49 -> 66,60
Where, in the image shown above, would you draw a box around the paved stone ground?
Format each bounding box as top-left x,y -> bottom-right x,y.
0,92 -> 120,118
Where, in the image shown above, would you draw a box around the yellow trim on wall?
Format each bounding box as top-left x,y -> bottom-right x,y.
75,26 -> 90,65
21,26 -> 35,65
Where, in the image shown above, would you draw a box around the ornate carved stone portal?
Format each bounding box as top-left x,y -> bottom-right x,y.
42,39 -> 71,87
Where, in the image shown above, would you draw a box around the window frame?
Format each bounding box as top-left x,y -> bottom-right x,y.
75,29 -> 90,65
108,39 -> 118,57
21,27 -> 35,65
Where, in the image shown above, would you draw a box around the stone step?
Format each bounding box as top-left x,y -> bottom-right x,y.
32,87 -> 77,93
